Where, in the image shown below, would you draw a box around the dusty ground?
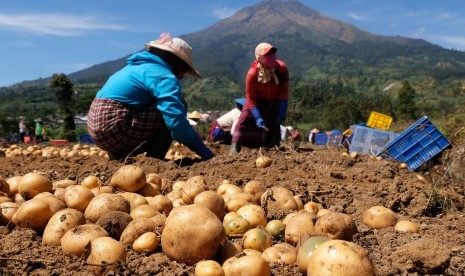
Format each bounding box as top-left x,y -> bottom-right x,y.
0,140 -> 464,276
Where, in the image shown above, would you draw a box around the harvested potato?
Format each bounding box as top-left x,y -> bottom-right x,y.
242,228 -> 272,252
138,182 -> 161,197
195,260 -> 224,276
303,201 -> 323,215
120,215 -> 165,245
255,156 -> 272,168
42,208 -> 85,245
262,243 -> 297,265
236,204 -> 267,228
18,173 -> 52,199
394,219 -> 420,233
147,195 -> 173,217
285,211 -> 317,245
90,185 -> 115,196
61,224 -> 108,255
181,176 -> 207,204
265,219 -> 285,238
363,205 -> 397,229
161,204 -> 225,265
315,212 -> 358,241
12,198 -> 53,231
132,232 -> 159,253
225,255 -> 271,276
130,204 -> 160,219
307,239 -> 375,276
216,240 -> 242,263
120,192 -> 148,210
84,194 -> 130,223
64,185 -> 94,212
80,175 -> 101,189
110,165 -> 146,192
243,180 -> 266,205
261,186 -> 298,211
95,211 -> 133,240
86,236 -> 127,275
216,182 -> 242,199
226,199 -> 251,213
6,176 -> 22,195
224,216 -> 251,236
296,236 -> 330,273
52,179 -> 76,190
0,201 -> 19,225
194,190 -> 226,220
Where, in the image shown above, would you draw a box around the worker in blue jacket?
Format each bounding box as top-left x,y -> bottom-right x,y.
87,32 -> 214,161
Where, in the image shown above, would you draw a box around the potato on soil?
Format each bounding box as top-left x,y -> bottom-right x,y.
194,190 -> 226,220
0,177 -> 11,196
12,198 -> 53,232
95,210 -> 133,240
80,175 -> 101,189
236,204 -> 267,228
394,219 -> 420,233
130,204 -> 160,219
84,194 -> 130,223
86,236 -> 127,276
0,201 -> 19,225
110,164 -> 146,192
138,182 -> 161,197
224,255 -> 271,276
307,239 -> 375,276
161,204 -> 225,265
120,214 -> 166,245
315,212 -> 358,240
6,175 -> 22,195
195,260 -> 224,276
285,211 -> 317,245
224,216 -> 251,236
216,240 -> 243,263
242,228 -> 272,252
147,195 -> 173,217
90,185 -> 115,196
52,179 -> 76,190
265,219 -> 285,238
262,243 -> 297,265
64,185 -> 94,212
119,192 -> 148,210
261,186 -> 299,211
181,176 -> 208,204
243,180 -> 266,205
132,232 -> 159,253
18,172 -> 52,199
255,156 -> 272,168
42,208 -> 85,246
362,205 -> 397,229
61,224 -> 108,255
296,236 -> 330,273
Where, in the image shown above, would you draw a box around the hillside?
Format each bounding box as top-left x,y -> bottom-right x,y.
2,0 -> 465,135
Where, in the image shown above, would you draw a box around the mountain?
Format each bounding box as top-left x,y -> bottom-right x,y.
2,0 -> 465,127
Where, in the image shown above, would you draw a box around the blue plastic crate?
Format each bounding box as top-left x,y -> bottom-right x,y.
314,133 -> 328,145
349,125 -> 399,155
79,134 -> 94,144
376,116 -> 451,171
327,130 -> 343,146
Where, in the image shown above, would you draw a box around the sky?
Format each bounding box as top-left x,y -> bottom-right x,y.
1,0 -> 465,87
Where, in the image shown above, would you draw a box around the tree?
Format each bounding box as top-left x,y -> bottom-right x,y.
49,74 -> 76,141
396,80 -> 417,120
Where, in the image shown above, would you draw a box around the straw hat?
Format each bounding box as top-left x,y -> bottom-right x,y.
188,111 -> 203,120
145,32 -> 201,78
310,128 -> 320,133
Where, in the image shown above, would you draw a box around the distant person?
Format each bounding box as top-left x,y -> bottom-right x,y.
208,98 -> 244,144
230,42 -> 289,154
290,127 -> 301,142
35,118 -> 45,143
87,32 -> 214,161
18,119 -> 27,143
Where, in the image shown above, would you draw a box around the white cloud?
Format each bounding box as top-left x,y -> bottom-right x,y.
413,27 -> 426,38
0,12 -> 127,36
438,36 -> 465,50
213,7 -> 237,20
347,12 -> 368,21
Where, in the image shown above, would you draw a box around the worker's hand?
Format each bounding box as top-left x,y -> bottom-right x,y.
189,136 -> 215,161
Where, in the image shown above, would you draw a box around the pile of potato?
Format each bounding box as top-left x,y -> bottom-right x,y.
0,164 -> 420,276
1,144 -> 109,159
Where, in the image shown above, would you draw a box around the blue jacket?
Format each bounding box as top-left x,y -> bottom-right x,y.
96,51 -> 198,146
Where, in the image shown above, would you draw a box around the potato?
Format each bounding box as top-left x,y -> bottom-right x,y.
132,232 -> 159,253
171,180 -> 185,191
120,215 -> 166,245
226,199 -> 251,213
304,201 -> 323,215
86,237 -> 127,275
307,239 -> 375,276
110,165 -> 146,192
64,185 -> 94,212
394,219 -> 420,233
119,192 -> 148,210
161,204 -> 225,265
262,243 -> 297,265
216,182 -> 242,199
95,211 -> 133,240
130,204 -> 160,219
90,185 -> 115,196
362,205 -> 397,229
216,240 -> 242,263
0,201 -> 19,225
226,192 -> 254,204
242,228 -> 272,252
255,156 -> 272,168
195,260 -> 224,276
181,176 -> 207,204
265,219 -> 285,238
225,255 -> 271,276
6,176 -> 22,195
261,186 -> 298,211
285,211 -> 317,245
172,198 -> 186,208
0,196 -> 12,204
146,173 -> 162,186
80,175 -> 101,189
147,195 -> 173,217
294,195 -> 304,210
52,179 -> 76,190
236,204 -> 267,228
166,189 -> 182,201
315,212 -> 358,241
243,180 -> 266,205
0,177 -> 11,196
224,216 -> 251,236
194,190 -> 226,221
12,198 -> 53,231
296,236 -> 330,273
84,194 -> 130,223
18,173 -> 52,199
61,224 -> 108,255
223,212 -> 242,226
138,182 -> 161,197
42,208 -> 85,245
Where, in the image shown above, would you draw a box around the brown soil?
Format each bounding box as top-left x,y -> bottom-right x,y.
1,141 -> 464,275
